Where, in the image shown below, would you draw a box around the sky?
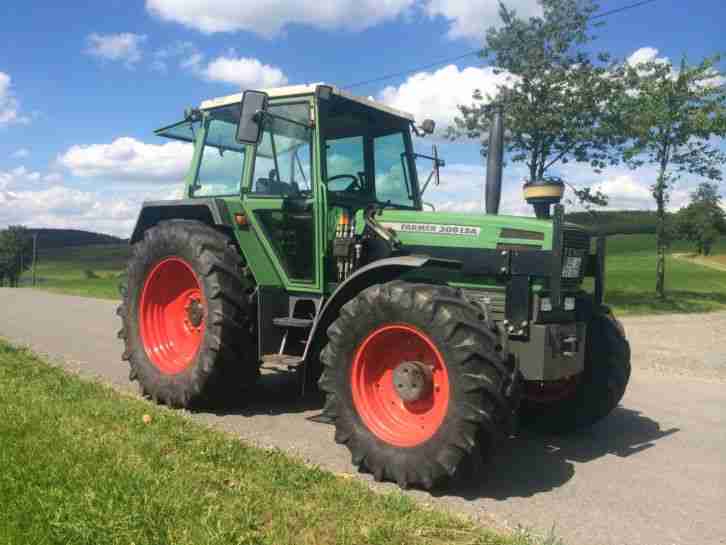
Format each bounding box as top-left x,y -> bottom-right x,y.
1,0 -> 724,237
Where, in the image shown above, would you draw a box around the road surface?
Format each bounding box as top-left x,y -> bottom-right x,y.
1,289 -> 724,545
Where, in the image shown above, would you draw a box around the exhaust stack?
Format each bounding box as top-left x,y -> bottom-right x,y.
485,105 -> 504,215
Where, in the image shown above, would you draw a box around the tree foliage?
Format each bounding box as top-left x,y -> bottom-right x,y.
676,182 -> 726,256
451,0 -> 623,205
617,54 -> 726,296
0,226 -> 31,287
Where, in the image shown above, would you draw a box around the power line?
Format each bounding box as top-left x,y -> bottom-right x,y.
591,0 -> 658,19
343,0 -> 661,90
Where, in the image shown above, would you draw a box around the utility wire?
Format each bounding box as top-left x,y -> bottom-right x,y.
342,0 -> 661,90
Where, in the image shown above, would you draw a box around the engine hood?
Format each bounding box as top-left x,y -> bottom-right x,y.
377,209 -> 555,251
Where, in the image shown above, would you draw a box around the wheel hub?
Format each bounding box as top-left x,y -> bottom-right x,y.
392,361 -> 432,402
185,298 -> 204,329
350,324 -> 450,448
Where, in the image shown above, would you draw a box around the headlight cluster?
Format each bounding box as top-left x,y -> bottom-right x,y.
540,296 -> 576,312
562,255 -> 583,279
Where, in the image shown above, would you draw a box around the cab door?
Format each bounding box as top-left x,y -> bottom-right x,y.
240,100 -> 323,293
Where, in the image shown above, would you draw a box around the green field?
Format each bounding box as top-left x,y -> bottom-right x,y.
603,235 -> 726,314
18,235 -> 726,315
0,340 -> 545,545
19,244 -> 131,299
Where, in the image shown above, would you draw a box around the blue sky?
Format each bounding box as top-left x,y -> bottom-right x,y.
1,0 -> 724,236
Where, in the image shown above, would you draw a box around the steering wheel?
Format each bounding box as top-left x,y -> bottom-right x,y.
325,174 -> 361,192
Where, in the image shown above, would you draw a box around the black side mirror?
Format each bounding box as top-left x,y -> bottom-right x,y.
236,90 -> 269,144
421,119 -> 436,135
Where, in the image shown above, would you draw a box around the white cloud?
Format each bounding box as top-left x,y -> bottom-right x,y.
0,166 -> 43,190
151,41 -> 199,73
200,53 -> 288,88
57,137 -> 192,182
627,46 -> 726,91
146,0 -> 415,37
145,0 -> 541,40
424,0 -> 541,41
85,33 -> 147,67
591,174 -> 653,209
0,165 -> 185,237
11,148 -> 30,159
0,184 -> 140,237
0,72 -> 29,125
422,162 -> 531,216
626,46 -> 667,67
379,64 -> 513,131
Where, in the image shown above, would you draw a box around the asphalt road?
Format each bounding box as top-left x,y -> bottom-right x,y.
1,288 -> 725,545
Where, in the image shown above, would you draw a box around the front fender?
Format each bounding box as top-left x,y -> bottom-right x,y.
302,255 -> 459,361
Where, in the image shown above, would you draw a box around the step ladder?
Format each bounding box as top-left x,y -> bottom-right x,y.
262,295 -> 322,372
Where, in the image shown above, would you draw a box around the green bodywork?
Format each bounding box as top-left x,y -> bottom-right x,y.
145,86 -> 599,382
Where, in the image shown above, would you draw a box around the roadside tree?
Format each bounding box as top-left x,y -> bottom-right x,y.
0,226 -> 31,287
676,182 -> 726,255
618,54 -> 726,298
452,0 -> 623,206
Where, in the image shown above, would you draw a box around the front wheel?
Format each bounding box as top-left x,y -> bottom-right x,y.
318,281 -> 513,490
520,311 -> 631,433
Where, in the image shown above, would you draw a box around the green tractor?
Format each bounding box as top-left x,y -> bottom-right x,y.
118,83 -> 630,490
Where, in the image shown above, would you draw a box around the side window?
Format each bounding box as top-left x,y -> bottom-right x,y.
194,107 -> 246,197
373,132 -> 414,207
250,103 -> 312,196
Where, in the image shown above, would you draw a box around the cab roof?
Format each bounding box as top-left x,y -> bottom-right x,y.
199,83 -> 415,123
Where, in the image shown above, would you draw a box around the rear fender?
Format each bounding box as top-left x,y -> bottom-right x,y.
130,199 -> 233,244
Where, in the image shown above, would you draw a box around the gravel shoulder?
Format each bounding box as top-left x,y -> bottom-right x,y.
623,311 -> 726,381
1,288 -> 725,545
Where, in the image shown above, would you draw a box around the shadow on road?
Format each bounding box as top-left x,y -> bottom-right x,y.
443,406 -> 679,500
207,369 -> 326,417
202,370 -> 679,500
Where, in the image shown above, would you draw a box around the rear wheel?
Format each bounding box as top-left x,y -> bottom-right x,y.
319,281 -> 513,489
117,220 -> 259,408
520,311 -> 631,433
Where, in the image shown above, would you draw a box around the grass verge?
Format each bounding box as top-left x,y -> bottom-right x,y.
0,340 -> 543,545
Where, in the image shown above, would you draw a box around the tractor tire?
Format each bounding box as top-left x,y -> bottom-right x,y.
117,220 -> 259,408
318,281 -> 513,490
520,311 -> 631,433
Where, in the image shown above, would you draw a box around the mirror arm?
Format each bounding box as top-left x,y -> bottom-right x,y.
257,110 -> 313,130
419,170 -> 435,196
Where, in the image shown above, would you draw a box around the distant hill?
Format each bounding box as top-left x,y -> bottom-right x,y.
26,229 -> 126,249
565,210 -> 664,235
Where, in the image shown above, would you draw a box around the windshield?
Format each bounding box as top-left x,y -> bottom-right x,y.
193,104 -> 247,197
324,129 -> 417,208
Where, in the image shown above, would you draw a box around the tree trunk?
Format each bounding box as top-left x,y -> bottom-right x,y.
655,188 -> 666,300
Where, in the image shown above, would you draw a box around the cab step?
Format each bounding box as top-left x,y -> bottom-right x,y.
261,354 -> 304,372
273,317 -> 314,329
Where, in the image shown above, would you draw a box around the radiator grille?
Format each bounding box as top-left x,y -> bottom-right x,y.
561,228 -> 590,286
562,228 -> 590,252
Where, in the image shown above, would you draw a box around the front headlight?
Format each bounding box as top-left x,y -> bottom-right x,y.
562,255 -> 583,279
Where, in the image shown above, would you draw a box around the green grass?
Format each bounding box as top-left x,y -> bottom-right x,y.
19,244 -> 130,299
602,235 -> 726,315
0,340 -> 549,545
17,234 -> 726,316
